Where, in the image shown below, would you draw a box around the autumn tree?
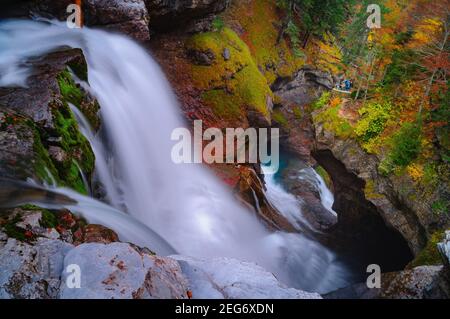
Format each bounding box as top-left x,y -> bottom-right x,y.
276,0 -> 354,49
406,0 -> 450,114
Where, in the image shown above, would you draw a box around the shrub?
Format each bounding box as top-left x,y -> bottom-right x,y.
311,91 -> 331,110
389,122 -> 422,167
212,17 -> 225,31
431,200 -> 449,215
355,102 -> 392,143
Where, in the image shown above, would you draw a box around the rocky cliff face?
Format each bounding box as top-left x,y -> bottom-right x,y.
312,115 -> 450,260
146,0 -> 231,31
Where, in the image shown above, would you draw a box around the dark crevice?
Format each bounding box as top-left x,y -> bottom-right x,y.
312,149 -> 414,277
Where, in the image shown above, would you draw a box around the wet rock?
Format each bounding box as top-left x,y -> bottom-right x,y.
48,145 -> 67,163
0,49 -> 92,130
236,165 -> 297,232
0,49 -> 98,188
312,148 -> 414,272
84,0 -> 151,42
83,224 -> 119,244
59,242 -> 188,299
146,0 -> 231,31
173,255 -> 322,299
280,160 -> 337,231
271,68 -> 329,161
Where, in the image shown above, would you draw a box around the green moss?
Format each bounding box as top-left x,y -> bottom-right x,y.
3,215 -> 26,241
311,92 -> 331,111
48,69 -> 96,193
20,204 -> 41,210
57,69 -> 99,129
432,200 -> 449,215
212,16 -> 225,32
313,104 -> 354,139
188,28 -> 272,121
31,124 -> 60,184
223,0 -> 304,84
293,106 -> 303,119
410,231 -> 446,267
57,70 -> 84,106
272,109 -> 289,127
315,166 -> 333,189
201,90 -> 241,119
40,209 -> 57,229
67,59 -> 88,82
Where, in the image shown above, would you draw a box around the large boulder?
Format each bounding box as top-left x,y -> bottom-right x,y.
173,255 -> 322,299
0,235 -> 73,299
84,0 -> 150,42
59,242 -> 188,299
145,0 -> 231,31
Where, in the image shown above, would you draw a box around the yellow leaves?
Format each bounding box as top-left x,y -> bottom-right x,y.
407,163 -> 424,183
313,33 -> 343,74
329,96 -> 342,108
409,18 -> 443,49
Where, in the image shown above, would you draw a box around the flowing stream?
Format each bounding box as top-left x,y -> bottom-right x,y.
0,20 -> 354,294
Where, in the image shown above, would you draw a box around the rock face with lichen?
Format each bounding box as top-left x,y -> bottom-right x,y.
146,0 -> 230,31
84,0 -> 151,42
312,116 -> 450,258
0,49 -> 98,194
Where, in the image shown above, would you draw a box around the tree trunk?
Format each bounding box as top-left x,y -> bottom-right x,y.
302,31 -> 310,48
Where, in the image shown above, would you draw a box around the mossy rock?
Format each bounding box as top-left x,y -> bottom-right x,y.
272,109 -> 289,128
313,104 -> 355,139
187,28 -> 272,123
222,0 -> 304,84
409,230 -> 447,267
315,166 -> 333,190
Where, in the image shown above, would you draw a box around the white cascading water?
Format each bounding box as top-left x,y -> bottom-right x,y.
298,167 -> 338,217
0,20 -> 351,293
261,165 -> 312,232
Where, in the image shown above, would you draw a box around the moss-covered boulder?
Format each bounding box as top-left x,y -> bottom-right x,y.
186,27 -> 273,127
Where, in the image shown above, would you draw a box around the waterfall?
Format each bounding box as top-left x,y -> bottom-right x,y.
0,20 -> 352,293
312,169 -> 337,216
